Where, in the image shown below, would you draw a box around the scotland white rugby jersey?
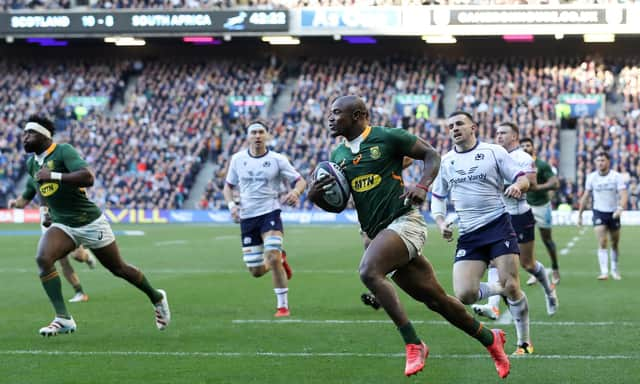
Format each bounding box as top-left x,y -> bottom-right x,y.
226,149 -> 301,219
432,142 -> 526,235
585,170 -> 626,212
503,148 -> 537,215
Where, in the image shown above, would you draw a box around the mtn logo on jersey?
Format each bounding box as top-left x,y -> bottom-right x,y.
351,174 -> 382,192
39,182 -> 59,197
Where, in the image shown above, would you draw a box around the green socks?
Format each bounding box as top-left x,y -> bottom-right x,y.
469,319 -> 495,347
398,322 -> 422,345
134,273 -> 163,304
41,271 -> 70,318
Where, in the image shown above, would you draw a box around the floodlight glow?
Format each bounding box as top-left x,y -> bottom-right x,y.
583,33 -> 615,43
422,35 -> 456,44
261,36 -> 300,45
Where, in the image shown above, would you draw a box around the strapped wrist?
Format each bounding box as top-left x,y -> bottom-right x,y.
50,172 -> 62,181
416,183 -> 430,192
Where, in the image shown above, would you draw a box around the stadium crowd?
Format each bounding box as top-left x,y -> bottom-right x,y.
1,55 -> 639,211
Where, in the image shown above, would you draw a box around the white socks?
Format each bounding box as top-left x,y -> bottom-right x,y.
598,248 -> 609,275
486,267 -> 502,309
274,288 -> 288,309
532,261 -> 554,295
507,293 -> 530,346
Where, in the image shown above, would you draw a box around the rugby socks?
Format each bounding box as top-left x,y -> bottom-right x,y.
507,293 -> 530,346
134,273 -> 163,304
610,250 -> 619,273
73,283 -> 84,294
532,261 -> 554,295
41,270 -> 70,319
398,322 -> 421,345
486,267 -> 501,309
478,266 -> 502,302
274,287 -> 289,309
598,248 -> 609,275
468,319 -> 495,347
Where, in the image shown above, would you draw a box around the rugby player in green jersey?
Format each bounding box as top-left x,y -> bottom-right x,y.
10,115 -> 170,336
308,96 -> 510,379
520,137 -> 561,285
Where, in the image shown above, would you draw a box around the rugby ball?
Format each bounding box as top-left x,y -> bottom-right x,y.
313,161 -> 350,212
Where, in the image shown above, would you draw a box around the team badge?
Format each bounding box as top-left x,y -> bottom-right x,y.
370,146 -> 381,160
46,160 -> 54,170
474,153 -> 484,161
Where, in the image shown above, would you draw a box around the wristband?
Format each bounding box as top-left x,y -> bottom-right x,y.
616,206 -> 623,211
416,183 -> 430,192
50,172 -> 62,181
228,201 -> 236,209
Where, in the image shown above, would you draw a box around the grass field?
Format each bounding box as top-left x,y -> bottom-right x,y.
1,223 -> 638,384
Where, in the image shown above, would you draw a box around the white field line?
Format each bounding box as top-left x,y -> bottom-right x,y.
559,230 -> 586,255
153,240 -> 188,246
0,350 -> 636,360
231,319 -> 637,327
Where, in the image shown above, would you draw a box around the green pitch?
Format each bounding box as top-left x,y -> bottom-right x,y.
1,223 -> 638,383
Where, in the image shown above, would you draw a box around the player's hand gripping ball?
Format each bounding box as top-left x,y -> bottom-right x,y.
312,161 -> 350,212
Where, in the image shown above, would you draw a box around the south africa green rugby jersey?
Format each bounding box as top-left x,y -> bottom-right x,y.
527,158 -> 556,206
331,126 -> 417,238
22,143 -> 102,227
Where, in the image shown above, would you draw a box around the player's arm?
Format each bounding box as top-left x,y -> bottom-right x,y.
400,139 -> 440,206
8,176 -> 36,208
614,189 -> 628,219
505,174 -> 530,199
534,175 -> 559,192
577,189 -> 590,226
222,182 -> 240,223
37,145 -> 94,187
8,196 -> 31,209
36,167 -> 94,187
282,177 -> 307,207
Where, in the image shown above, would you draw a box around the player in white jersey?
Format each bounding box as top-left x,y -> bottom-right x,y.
223,121 -> 307,317
472,124 -> 558,328
431,111 -> 532,356
578,151 -> 628,280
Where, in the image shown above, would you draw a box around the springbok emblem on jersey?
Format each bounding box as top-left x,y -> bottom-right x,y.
454,166 -> 479,176
370,146 -> 381,160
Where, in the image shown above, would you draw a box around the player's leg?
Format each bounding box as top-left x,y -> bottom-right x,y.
258,210 -> 289,317
519,239 -> 557,316
359,229 -> 381,310
393,257 -> 510,378
360,229 -> 429,376
241,215 -> 269,277
36,227 -> 78,336
493,252 -> 532,355
262,229 -> 289,317
539,227 -> 560,284
91,241 -> 170,329
472,263 -> 501,321
69,245 -> 97,269
609,227 -> 621,280
595,224 -> 609,279
58,256 -> 88,303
